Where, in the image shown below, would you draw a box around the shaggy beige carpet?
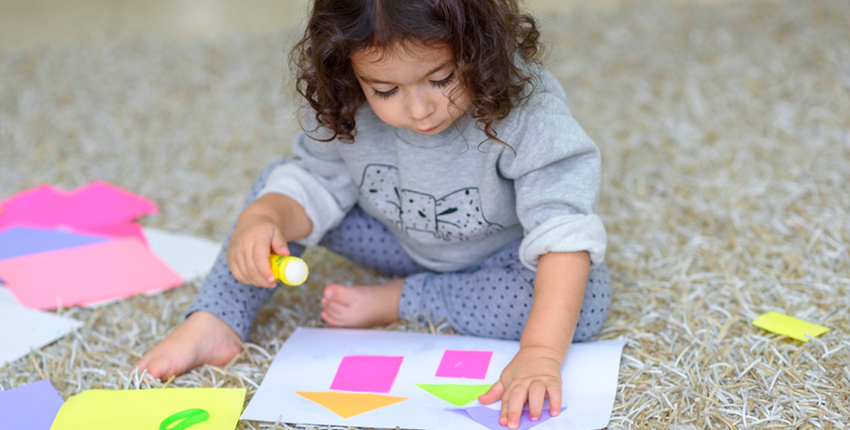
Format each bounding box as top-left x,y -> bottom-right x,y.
1,0 -> 849,428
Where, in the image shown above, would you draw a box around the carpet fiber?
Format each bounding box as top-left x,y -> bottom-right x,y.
1,0 -> 848,428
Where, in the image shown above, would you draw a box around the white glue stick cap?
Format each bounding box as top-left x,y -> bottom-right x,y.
283,258 -> 309,286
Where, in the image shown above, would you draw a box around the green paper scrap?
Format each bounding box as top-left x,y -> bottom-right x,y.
414,383 -> 492,407
49,388 -> 246,430
752,311 -> 830,342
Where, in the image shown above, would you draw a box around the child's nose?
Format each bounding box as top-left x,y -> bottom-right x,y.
407,90 -> 436,120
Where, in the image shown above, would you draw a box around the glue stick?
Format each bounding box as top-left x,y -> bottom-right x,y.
269,254 -> 309,286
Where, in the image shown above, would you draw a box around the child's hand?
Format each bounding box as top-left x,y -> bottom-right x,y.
227,212 -> 290,288
478,345 -> 563,429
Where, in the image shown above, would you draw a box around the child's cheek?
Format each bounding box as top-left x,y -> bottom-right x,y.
371,102 -> 404,128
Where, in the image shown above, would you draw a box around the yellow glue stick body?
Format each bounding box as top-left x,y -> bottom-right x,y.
269,254 -> 309,286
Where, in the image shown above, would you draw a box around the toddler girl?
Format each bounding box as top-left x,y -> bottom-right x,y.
137,0 -> 611,427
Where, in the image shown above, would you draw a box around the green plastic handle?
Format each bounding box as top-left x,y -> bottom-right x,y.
160,408 -> 210,430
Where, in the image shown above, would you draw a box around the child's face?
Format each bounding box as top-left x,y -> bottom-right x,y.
351,43 -> 470,135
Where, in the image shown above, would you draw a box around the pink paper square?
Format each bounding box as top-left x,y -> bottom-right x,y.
0,182 -> 156,244
0,238 -> 183,309
436,350 -> 493,379
330,355 -> 404,393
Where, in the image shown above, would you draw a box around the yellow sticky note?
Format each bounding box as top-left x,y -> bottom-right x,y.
752,311 -> 830,342
49,388 -> 246,430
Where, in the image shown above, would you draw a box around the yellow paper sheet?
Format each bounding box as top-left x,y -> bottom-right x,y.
49,388 -> 246,430
295,391 -> 408,419
752,311 -> 830,342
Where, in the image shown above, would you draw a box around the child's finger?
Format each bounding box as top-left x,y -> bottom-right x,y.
254,241 -> 277,286
250,241 -> 275,287
239,250 -> 255,285
271,228 -> 290,256
225,250 -> 240,282
547,382 -> 563,416
230,262 -> 245,285
527,380 -> 546,421
478,380 -> 504,405
505,385 -> 528,429
228,246 -> 248,285
242,243 -> 265,286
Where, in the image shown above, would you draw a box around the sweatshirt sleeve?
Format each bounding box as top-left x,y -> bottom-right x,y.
499,73 -> 607,270
257,119 -> 359,247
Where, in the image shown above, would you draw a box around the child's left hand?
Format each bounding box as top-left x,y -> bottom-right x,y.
478,345 -> 563,429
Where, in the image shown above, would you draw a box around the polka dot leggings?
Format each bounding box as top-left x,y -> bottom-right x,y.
187,158 -> 613,342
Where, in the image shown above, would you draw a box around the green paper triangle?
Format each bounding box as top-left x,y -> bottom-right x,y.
414,383 -> 492,407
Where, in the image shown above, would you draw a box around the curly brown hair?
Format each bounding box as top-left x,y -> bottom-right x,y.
291,0 -> 542,144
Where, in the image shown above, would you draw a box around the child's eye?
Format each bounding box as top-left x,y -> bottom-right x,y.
372,88 -> 397,99
431,72 -> 455,88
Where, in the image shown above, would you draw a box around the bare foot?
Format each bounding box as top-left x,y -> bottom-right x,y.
134,311 -> 243,381
321,278 -> 404,328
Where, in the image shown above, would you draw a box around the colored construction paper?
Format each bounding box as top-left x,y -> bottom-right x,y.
0,302 -> 83,365
330,355 -> 404,393
436,350 -> 493,379
295,392 -> 408,418
0,226 -> 109,260
144,227 -> 221,281
0,379 -> 64,430
752,311 -> 830,342
0,182 -> 156,244
0,238 -> 183,310
414,383 -> 492,407
450,405 -> 567,430
49,388 -> 245,430
241,328 -> 626,430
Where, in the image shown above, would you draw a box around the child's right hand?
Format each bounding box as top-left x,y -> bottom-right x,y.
227,211 -> 291,288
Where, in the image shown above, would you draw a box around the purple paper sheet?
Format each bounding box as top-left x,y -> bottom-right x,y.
0,226 -> 109,260
450,406 -> 566,430
0,379 -> 65,430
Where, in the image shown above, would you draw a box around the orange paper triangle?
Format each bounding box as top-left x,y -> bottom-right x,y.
294,391 -> 408,419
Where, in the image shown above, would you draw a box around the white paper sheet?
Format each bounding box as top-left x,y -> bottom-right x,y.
0,301 -> 83,365
0,284 -> 17,304
143,227 -> 222,282
241,328 -> 625,430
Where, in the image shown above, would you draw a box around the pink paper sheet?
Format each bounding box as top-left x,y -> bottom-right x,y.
0,238 -> 182,309
330,355 -> 404,393
436,350 -> 493,379
0,182 -> 156,243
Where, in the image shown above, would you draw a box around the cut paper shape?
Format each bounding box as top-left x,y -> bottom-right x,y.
330,355 -> 404,393
144,227 -> 221,281
414,383 -> 492,407
0,379 -> 65,430
0,302 -> 83,365
295,392 -> 408,419
49,388 -> 245,430
450,406 -> 566,430
0,238 -> 183,310
0,226 -> 109,260
752,311 -> 830,342
0,182 -> 156,244
436,350 -> 493,379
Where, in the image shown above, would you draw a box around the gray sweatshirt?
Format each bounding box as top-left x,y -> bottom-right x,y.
259,68 -> 606,273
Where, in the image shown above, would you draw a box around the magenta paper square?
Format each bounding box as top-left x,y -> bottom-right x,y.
330,355 -> 404,393
436,350 -> 493,379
